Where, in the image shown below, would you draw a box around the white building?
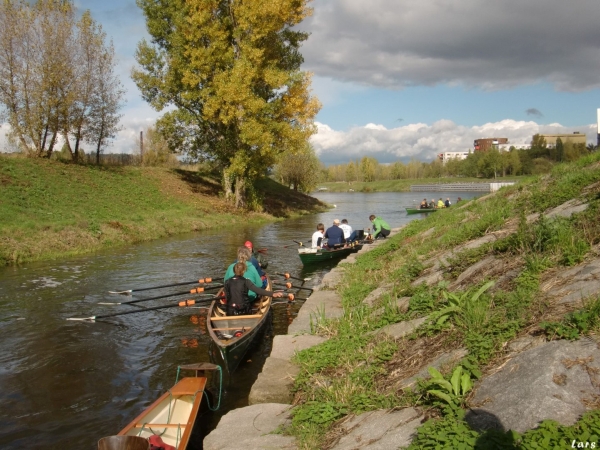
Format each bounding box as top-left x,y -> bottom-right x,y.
437,151 -> 470,164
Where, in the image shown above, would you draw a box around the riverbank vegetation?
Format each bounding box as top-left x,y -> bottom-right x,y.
320,138 -> 595,186
288,151 -> 600,448
0,155 -> 327,265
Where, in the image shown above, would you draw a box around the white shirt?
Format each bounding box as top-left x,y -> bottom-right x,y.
339,223 -> 352,239
312,230 -> 324,247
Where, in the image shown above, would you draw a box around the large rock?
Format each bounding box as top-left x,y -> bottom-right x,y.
249,335 -> 328,405
372,317 -> 426,340
288,290 -> 344,334
398,348 -> 469,390
549,257 -> 600,305
330,408 -> 422,450
468,339 -> 600,434
363,284 -> 394,307
203,403 -> 296,450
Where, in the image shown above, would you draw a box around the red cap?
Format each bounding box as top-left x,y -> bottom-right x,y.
244,241 -> 253,248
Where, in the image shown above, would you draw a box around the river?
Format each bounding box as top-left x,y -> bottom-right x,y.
0,191 -> 481,449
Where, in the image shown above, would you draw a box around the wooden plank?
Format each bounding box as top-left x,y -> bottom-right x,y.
134,423 -> 186,428
170,377 -> 206,395
210,314 -> 261,321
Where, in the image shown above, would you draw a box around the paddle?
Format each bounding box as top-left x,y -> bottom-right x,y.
66,298 -> 220,322
272,282 -> 313,293
98,284 -> 223,305
276,272 -> 311,282
108,277 -> 224,295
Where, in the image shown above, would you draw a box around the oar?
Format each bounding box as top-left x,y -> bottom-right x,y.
109,277 -> 224,295
98,284 -> 223,305
276,272 -> 312,282
273,282 -> 314,293
66,299 -> 215,322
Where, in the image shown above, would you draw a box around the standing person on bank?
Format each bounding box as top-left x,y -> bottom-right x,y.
369,215 -> 391,239
312,223 -> 325,248
224,262 -> 283,316
324,219 -> 346,247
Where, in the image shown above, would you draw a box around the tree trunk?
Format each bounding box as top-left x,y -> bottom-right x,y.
234,175 -> 245,209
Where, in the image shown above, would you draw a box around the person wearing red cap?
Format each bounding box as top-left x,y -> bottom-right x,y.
244,240 -> 268,271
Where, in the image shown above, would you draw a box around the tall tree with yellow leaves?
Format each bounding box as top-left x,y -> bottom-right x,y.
133,0 -> 320,208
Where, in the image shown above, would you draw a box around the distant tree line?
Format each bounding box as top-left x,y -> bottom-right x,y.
0,0 -> 124,163
321,135 -> 595,182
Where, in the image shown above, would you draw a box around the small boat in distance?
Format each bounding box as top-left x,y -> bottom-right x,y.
100,363 -> 219,450
406,207 -> 438,215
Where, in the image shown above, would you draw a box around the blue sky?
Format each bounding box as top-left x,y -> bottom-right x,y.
4,0 -> 599,165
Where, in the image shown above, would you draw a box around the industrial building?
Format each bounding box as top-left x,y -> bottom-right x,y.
538,133 -> 586,148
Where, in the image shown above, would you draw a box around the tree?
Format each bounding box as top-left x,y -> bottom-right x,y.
273,143 -> 320,192
359,156 -> 377,182
555,137 -> 564,162
0,1 -> 124,159
133,0 -> 320,208
531,134 -> 547,150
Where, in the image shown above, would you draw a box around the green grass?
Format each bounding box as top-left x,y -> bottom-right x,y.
0,155 -> 327,265
285,151 -> 600,448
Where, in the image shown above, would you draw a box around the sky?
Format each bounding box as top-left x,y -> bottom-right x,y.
3,0 -> 600,165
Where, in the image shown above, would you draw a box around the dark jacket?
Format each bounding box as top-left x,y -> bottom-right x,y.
324,225 -> 345,246
224,276 -> 273,315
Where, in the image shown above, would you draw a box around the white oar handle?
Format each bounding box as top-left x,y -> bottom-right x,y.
66,317 -> 95,321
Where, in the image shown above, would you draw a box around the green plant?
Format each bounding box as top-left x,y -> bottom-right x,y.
430,281 -> 495,329
424,365 -> 473,412
541,296 -> 600,340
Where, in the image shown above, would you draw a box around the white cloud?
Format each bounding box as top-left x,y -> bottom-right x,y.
300,0 -> 600,91
310,119 -> 596,165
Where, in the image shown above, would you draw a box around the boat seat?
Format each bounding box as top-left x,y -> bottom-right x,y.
211,314 -> 261,321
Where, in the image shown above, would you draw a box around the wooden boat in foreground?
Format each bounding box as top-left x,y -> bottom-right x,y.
406,207 -> 438,214
101,363 -> 218,450
297,244 -> 363,265
206,278 -> 272,373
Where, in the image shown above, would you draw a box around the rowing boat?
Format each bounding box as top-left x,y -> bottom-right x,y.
206,277 -> 272,374
406,207 -> 438,214
297,244 -> 363,265
104,364 -> 218,450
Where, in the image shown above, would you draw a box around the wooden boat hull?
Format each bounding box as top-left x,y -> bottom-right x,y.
298,244 -> 363,265
406,207 -> 437,214
118,377 -> 206,450
206,278 -> 272,374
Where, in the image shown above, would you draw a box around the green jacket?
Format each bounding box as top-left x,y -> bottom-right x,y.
371,217 -> 390,238
224,261 -> 262,298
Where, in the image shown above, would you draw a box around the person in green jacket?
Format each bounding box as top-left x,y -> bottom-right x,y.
369,215 -> 391,239
224,247 -> 263,299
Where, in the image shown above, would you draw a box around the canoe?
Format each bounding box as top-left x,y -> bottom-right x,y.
206,277 -> 272,374
297,244 -> 363,265
406,207 -> 438,214
108,363 -> 218,450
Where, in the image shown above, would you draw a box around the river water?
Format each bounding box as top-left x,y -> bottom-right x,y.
0,191 -> 481,449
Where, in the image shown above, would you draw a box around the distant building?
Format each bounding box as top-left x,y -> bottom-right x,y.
474,138 -> 509,152
498,143 -> 531,151
539,133 -> 586,148
437,151 -> 470,164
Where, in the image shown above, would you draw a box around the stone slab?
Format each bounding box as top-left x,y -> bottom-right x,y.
372,317 -> 426,340
288,290 -> 344,334
269,334 -> 329,360
399,348 -> 469,390
331,408 -> 422,450
204,403 -> 296,450
249,357 -> 300,405
468,339 -> 600,433
363,284 -> 394,307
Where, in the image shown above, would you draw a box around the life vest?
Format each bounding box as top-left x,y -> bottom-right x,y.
148,435 -> 175,450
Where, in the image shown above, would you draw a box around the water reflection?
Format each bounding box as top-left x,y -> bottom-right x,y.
0,190 -> 481,449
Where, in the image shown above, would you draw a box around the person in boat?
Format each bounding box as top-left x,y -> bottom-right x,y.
429,199 -> 436,209
340,218 -> 358,243
244,240 -> 268,270
444,198 -> 451,208
224,247 -> 264,294
312,223 -> 325,248
420,198 -> 428,209
224,262 -> 283,315
457,196 -> 462,203
369,215 -> 391,239
324,219 -> 346,248
437,198 -> 445,208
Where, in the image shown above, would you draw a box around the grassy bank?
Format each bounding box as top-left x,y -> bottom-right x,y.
0,155 -> 327,265
317,176 -> 530,193
288,152 -> 600,448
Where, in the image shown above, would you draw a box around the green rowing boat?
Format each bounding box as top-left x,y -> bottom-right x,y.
298,244 -> 363,265
406,207 -> 438,214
